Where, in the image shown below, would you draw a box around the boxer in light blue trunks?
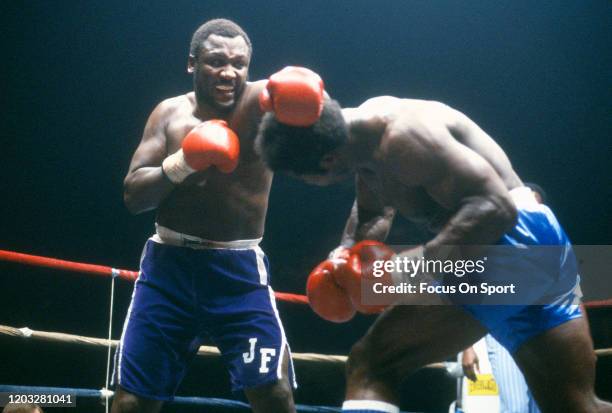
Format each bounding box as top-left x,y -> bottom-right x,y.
454,186 -> 582,353
255,95 -> 611,412
461,185 -> 568,413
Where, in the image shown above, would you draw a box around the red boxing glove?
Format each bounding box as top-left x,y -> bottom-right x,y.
182,120 -> 240,173
306,260 -> 356,323
259,66 -> 324,127
334,241 -> 395,314
162,120 -> 240,183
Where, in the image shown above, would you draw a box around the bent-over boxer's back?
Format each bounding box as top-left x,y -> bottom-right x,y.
365,97 -> 523,191
412,99 -> 523,191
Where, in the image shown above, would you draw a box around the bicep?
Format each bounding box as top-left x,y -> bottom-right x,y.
126,103 -> 170,174
433,144 -> 509,210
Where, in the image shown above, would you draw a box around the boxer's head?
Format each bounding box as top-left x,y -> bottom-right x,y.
188,19 -> 252,111
256,99 -> 351,185
2,404 -> 43,413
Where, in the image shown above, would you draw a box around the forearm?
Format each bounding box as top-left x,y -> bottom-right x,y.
340,200 -> 395,247
123,166 -> 175,214
424,194 -> 517,258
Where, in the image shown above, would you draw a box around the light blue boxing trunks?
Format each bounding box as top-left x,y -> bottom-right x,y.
461,187 -> 582,353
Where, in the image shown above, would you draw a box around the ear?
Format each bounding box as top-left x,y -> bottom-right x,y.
187,55 -> 196,74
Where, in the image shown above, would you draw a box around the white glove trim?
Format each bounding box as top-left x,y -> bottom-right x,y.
162,149 -> 196,184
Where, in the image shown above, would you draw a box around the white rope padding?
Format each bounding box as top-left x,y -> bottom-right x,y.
0,324 -> 445,367
2,324 -> 611,363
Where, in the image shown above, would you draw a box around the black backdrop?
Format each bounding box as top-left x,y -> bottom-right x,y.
1,1 -> 610,412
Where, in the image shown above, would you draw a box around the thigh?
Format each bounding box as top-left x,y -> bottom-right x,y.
514,316 -> 597,413
206,286 -> 296,394
113,242 -> 199,400
357,305 -> 487,380
244,347 -> 296,413
111,386 -> 163,413
198,247 -> 297,393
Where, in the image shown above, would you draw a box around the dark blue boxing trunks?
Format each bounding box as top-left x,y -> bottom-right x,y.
112,225 -> 296,400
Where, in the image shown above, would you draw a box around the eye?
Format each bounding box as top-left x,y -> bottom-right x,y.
205,57 -> 226,68
233,61 -> 246,69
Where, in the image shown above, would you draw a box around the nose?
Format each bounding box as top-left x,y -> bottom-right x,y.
220,65 -> 236,80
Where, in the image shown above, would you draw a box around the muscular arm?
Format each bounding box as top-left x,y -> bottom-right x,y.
339,174 -> 395,247
387,124 -> 517,257
123,100 -> 176,214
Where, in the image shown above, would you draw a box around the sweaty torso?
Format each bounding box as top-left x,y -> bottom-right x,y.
156,83 -> 272,241
352,97 -> 522,232
360,163 -> 447,230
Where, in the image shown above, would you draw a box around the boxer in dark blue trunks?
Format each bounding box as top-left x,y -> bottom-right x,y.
113,228 -> 295,398
256,96 -> 611,412
114,19 -> 302,413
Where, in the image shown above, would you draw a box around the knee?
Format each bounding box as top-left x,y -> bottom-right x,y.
347,338 -> 372,379
269,377 -> 293,402
349,335 -> 417,391
248,378 -> 295,413
345,337 -> 402,402
346,338 -> 394,384
111,391 -> 144,413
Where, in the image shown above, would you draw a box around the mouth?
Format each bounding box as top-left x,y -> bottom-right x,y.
214,84 -> 235,100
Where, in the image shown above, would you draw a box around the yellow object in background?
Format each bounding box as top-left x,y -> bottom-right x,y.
468,373 -> 499,396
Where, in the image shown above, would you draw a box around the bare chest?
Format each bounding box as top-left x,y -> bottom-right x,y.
358,168 -> 446,226
163,101 -> 270,191
166,111 -> 258,159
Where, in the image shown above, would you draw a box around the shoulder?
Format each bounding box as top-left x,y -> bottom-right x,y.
407,99 -> 468,130
351,97 -> 451,129
150,93 -> 193,122
158,93 -> 192,110
243,80 -> 267,104
140,93 -> 195,139
233,80 -> 267,120
246,79 -> 267,93
380,100 -> 459,162
345,96 -> 402,134
396,98 -> 454,122
388,99 -> 458,137
358,96 -> 403,112
355,95 -> 457,118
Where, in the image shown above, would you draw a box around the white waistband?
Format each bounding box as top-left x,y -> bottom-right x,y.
509,186 -> 540,209
152,224 -> 262,249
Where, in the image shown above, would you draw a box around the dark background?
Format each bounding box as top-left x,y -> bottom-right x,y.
1,1 -> 610,412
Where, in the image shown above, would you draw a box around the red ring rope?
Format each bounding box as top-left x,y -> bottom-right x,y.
0,249 -> 309,304
1,248 -> 609,308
